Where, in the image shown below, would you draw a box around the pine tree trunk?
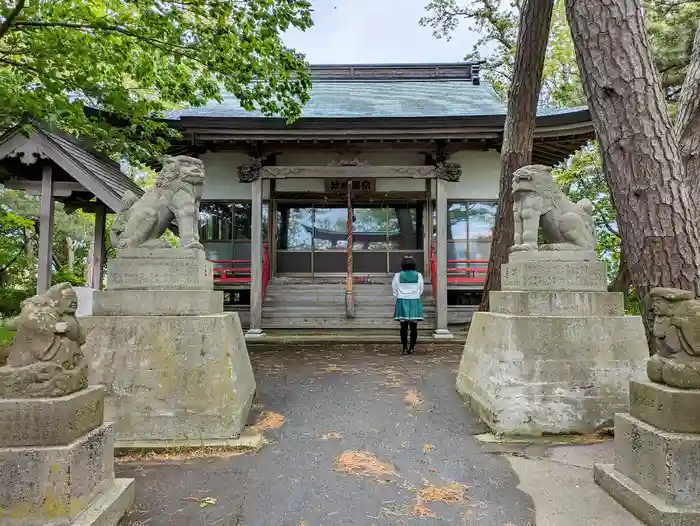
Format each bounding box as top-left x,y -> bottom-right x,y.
478,0 -> 554,311
566,0 -> 700,350
676,25 -> 700,191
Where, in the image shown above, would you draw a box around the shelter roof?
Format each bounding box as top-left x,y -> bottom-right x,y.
0,120 -> 143,212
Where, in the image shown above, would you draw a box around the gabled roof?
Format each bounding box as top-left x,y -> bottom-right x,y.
0,121 -> 143,212
165,63 -> 588,121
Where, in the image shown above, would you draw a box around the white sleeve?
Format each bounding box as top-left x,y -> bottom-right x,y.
392,273 -> 399,298
418,273 -> 424,296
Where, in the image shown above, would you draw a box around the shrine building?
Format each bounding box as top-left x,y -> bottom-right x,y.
0,62 -> 594,340
163,63 -> 594,339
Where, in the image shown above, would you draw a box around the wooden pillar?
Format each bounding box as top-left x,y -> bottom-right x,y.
434,177 -> 453,338
246,176 -> 265,338
89,202 -> 107,290
37,164 -> 55,294
424,179 -> 433,277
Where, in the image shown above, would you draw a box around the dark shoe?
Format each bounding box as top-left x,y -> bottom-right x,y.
407,347 -> 414,355
402,347 -> 408,355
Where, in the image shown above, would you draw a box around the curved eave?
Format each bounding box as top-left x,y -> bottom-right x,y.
169,109 -> 594,166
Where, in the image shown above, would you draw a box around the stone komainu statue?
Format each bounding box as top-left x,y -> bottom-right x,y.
647,287 -> 700,389
111,155 -> 206,250
511,164 -> 596,252
0,283 -> 88,398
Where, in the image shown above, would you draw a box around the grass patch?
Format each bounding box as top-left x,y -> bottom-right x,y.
0,325 -> 15,347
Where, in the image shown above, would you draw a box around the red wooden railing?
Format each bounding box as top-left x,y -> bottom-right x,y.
429,243 -> 488,302
430,244 -> 438,302
211,245 -> 270,299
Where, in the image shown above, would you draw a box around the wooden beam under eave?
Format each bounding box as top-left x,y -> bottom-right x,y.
4,179 -> 84,197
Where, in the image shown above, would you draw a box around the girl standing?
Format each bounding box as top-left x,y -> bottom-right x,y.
392,255 -> 425,354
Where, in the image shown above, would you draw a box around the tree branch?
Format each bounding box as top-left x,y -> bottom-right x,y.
11,21 -> 208,66
0,0 -> 25,42
0,56 -> 40,73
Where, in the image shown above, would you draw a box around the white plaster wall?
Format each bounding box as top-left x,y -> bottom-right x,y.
199,148 -> 501,201
200,151 -> 270,200
445,150 -> 501,200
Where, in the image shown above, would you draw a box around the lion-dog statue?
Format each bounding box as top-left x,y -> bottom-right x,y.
511,164 -> 596,252
111,155 -> 206,250
647,287 -> 700,389
0,283 -> 88,398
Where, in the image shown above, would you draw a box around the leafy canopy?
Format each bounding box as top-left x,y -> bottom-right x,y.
420,0 -> 699,106
0,0 -> 313,163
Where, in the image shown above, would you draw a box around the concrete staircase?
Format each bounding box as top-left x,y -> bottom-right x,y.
261,277 -> 437,334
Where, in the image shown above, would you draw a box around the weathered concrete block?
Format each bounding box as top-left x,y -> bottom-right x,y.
630,380 -> 700,434
93,290 -> 223,316
0,424 -> 115,525
508,250 -> 598,262
456,312 -> 647,435
501,260 -> 608,291
594,463 -> 700,526
106,249 -> 213,291
0,386 -> 104,447
82,312 -> 256,445
490,290 -> 624,316
613,413 -> 700,505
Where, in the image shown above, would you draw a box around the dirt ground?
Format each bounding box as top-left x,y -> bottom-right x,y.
117,343 -> 538,525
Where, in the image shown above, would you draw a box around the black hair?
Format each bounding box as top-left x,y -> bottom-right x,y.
401,255 -> 417,272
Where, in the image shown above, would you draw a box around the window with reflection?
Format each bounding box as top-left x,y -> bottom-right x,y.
278,207 -> 313,250
447,202 -> 497,265
199,200 -> 269,263
199,202 -> 233,241
314,208 -> 348,250
386,206 -> 423,250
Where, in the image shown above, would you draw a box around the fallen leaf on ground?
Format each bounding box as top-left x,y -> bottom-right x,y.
423,443 -> 435,452
404,389 -> 422,407
334,450 -> 395,477
251,411 -> 285,430
199,496 -> 217,508
116,446 -> 251,462
418,483 -> 467,504
412,503 -> 436,517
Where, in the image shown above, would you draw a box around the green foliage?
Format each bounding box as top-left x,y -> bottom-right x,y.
0,325 -> 14,348
0,0 -> 313,163
0,186 -> 93,315
553,144 -> 621,279
421,0 -> 585,106
421,0 -> 697,105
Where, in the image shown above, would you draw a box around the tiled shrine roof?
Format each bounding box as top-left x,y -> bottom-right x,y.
165,63 -> 588,120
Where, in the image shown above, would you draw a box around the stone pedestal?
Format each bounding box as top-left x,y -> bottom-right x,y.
82,248 -> 256,446
594,380 -> 700,525
0,386 -> 134,525
456,251 -> 648,435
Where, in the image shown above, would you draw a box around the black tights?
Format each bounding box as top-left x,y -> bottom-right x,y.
400,321 -> 418,350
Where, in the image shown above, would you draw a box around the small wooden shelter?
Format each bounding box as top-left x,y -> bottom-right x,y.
0,120 -> 143,293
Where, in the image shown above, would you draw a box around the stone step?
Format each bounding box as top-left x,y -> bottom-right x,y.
247,329 -> 454,346
261,318 -> 437,329
262,312 -> 437,320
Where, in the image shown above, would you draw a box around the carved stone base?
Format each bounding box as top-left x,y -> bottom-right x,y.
0,360 -> 88,399
93,290 -> 223,316
456,311 -> 647,435
0,386 -> 105,447
502,259 -> 608,292
82,312 -> 256,445
595,407 -> 700,525
0,422 -> 134,526
106,249 -> 213,291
